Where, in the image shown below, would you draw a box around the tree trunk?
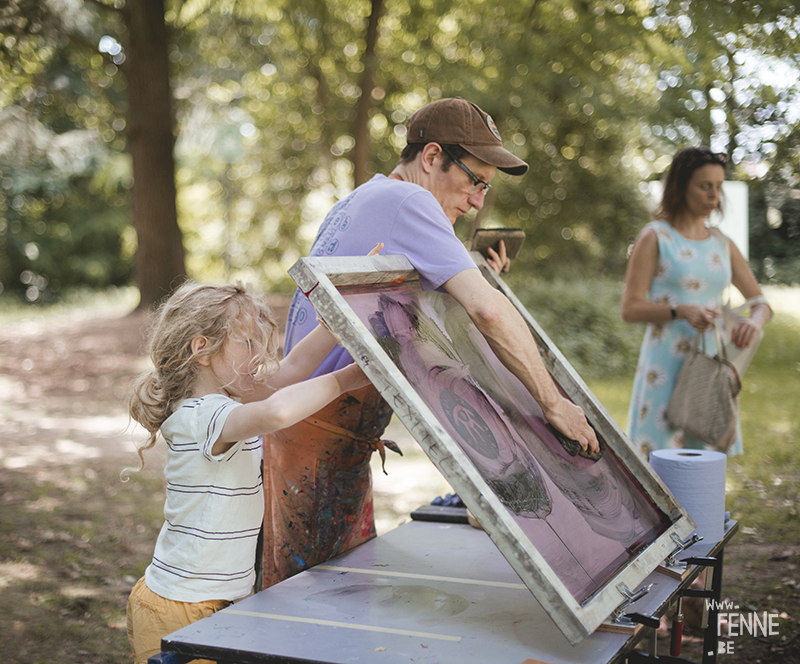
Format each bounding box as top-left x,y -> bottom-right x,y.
125,0 -> 186,310
352,0 -> 384,187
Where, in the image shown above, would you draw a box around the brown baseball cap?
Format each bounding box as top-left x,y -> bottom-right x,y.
406,97 -> 528,176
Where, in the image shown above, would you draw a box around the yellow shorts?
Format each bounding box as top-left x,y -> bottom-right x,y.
126,576 -> 231,664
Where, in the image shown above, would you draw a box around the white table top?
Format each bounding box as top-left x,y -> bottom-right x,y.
161,519 -> 735,664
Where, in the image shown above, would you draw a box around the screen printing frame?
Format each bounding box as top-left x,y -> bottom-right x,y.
288,253 -> 696,645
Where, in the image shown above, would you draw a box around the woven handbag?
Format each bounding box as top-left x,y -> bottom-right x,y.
665,322 -> 742,452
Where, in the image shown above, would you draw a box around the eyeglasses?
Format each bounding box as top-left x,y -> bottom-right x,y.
441,145 -> 492,196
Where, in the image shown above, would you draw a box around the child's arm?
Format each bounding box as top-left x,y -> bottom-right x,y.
267,323 -> 339,392
212,363 -> 371,455
241,324 -> 338,404
246,242 -> 385,400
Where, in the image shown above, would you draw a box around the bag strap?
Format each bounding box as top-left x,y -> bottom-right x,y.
712,320 -> 727,361
690,329 -> 704,355
691,321 -> 727,361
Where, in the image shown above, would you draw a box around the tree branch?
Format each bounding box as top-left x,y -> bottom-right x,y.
526,0 -> 543,28
83,0 -> 125,19
64,29 -> 114,65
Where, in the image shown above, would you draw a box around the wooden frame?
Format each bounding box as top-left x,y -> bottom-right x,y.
288,253 -> 696,645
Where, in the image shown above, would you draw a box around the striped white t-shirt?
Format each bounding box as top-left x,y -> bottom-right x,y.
145,393 -> 264,602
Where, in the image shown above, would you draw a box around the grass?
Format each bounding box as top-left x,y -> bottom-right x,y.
0,462 -> 165,663
726,312 -> 800,541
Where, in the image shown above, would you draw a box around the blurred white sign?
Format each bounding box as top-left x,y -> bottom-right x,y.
647,181 -> 750,259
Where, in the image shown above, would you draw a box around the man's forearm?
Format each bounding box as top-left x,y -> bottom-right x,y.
469,291 -> 561,412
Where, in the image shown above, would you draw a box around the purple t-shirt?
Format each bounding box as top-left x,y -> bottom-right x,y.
284,174 -> 476,376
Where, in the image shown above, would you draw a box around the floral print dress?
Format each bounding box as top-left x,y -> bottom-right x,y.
626,221 -> 742,457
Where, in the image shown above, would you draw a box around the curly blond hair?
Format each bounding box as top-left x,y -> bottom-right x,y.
129,282 -> 280,468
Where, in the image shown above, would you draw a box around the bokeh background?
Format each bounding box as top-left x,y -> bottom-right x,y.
1,1 -> 799,662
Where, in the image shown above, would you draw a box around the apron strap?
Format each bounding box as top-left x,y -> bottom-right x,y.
302,416 -> 401,475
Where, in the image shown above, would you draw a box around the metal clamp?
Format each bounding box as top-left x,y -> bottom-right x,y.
626,613 -> 661,658
664,532 -> 703,568
612,582 -> 653,622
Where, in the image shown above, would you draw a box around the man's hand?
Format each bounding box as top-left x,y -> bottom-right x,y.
543,398 -> 599,454
485,239 -> 510,274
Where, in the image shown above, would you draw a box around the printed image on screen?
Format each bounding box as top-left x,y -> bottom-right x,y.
344,285 -> 671,602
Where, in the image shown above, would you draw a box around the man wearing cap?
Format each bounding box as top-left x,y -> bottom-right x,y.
259,98 -> 599,589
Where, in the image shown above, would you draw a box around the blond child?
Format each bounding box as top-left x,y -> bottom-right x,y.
126,281 -> 370,664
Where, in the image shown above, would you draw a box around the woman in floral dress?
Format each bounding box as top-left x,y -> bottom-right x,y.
621,148 -> 772,457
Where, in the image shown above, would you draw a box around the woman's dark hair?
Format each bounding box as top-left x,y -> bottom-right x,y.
654,147 -> 728,222
398,143 -> 466,171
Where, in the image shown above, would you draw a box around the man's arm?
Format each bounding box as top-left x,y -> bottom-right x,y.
268,324 -> 340,391
442,267 -> 599,453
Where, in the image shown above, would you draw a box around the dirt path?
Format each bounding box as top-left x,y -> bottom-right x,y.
0,312 -> 151,466
0,309 -> 796,663
0,307 -> 447,525
0,308 -> 445,663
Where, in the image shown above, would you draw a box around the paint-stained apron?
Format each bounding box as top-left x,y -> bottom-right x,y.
261,385 -> 393,589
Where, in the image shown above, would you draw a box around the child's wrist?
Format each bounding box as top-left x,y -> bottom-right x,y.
333,367 -> 350,392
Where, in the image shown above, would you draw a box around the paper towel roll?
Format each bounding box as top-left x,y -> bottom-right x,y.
650,449 -> 727,543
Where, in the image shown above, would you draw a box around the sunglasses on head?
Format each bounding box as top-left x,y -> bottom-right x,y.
689,147 -> 728,167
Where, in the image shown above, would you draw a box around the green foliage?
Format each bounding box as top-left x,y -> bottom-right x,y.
164,0 -> 800,290
419,1 -> 659,278
0,132 -> 133,301
2,0 -> 799,301
510,275 -> 644,381
749,193 -> 800,285
1,198 -> 132,302
584,374 -> 635,432
0,0 -> 131,301
0,285 -> 139,325
747,144 -> 800,285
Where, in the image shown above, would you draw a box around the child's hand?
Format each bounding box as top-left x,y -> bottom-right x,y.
334,363 -> 372,393
368,242 -> 384,256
